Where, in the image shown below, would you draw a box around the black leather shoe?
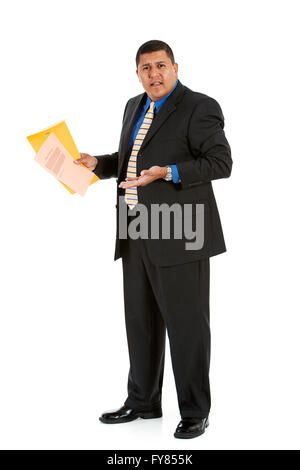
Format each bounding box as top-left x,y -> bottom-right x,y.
174,417 -> 209,439
99,405 -> 162,424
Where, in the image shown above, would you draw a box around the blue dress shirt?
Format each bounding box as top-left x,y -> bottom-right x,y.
128,79 -> 181,183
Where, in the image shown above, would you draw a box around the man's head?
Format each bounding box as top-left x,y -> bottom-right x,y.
136,40 -> 178,102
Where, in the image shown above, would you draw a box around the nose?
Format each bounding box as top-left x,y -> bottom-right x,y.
149,69 -> 161,80
149,74 -> 161,84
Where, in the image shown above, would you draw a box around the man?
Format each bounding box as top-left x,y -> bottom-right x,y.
74,40 -> 232,439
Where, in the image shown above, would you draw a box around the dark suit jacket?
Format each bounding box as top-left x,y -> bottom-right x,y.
93,79 -> 232,266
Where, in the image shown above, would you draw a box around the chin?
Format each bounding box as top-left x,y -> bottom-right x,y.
147,84 -> 164,96
152,88 -> 165,99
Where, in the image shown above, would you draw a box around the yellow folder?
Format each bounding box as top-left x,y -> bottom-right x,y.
27,120 -> 99,194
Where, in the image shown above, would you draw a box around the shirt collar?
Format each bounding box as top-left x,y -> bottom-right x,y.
144,79 -> 179,113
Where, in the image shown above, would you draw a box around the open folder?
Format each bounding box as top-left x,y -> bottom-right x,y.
27,120 -> 99,195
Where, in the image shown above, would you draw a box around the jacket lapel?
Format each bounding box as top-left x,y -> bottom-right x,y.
121,94 -> 145,158
139,80 -> 186,152
119,80 -> 186,176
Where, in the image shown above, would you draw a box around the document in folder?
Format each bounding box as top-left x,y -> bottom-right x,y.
34,132 -> 94,196
27,120 -> 99,194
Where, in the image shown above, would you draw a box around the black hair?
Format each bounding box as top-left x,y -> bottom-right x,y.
135,40 -> 175,68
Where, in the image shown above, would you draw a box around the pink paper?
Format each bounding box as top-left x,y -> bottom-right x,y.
34,132 -> 94,196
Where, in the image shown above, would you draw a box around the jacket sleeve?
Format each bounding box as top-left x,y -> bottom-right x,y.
92,99 -> 130,180
92,151 -> 118,179
176,97 -> 232,189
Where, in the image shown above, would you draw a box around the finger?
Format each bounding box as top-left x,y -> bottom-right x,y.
119,181 -> 139,188
74,156 -> 86,164
119,178 -> 137,185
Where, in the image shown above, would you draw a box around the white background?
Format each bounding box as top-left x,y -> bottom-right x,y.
0,0 -> 299,450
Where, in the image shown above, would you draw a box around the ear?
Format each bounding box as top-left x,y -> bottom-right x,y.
174,62 -> 179,75
136,69 -> 141,82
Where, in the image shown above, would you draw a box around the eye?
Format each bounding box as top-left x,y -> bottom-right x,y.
158,64 -> 165,67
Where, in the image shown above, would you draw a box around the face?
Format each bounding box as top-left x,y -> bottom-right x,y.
136,50 -> 178,101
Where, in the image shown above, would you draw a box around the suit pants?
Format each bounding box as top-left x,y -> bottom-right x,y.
121,235 -> 211,419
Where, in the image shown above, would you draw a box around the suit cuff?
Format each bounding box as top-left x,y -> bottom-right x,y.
92,153 -> 118,179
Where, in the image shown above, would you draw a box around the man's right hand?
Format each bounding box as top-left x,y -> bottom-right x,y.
74,153 -> 98,171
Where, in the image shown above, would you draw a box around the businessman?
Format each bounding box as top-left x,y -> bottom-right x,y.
75,40 -> 232,439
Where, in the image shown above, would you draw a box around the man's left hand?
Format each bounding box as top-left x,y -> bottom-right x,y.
118,166 -> 167,188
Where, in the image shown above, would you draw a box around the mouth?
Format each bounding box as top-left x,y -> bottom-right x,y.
151,81 -> 163,87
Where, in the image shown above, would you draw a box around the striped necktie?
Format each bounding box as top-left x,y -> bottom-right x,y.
125,101 -> 155,209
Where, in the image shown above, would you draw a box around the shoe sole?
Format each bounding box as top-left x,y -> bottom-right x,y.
99,410 -> 162,424
174,421 -> 209,439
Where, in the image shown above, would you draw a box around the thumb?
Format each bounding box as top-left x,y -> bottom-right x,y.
140,169 -> 150,176
74,155 -> 86,164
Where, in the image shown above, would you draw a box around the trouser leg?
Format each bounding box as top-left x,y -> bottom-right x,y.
139,241 -> 211,419
122,238 -> 166,411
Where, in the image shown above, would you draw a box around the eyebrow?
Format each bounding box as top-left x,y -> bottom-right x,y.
141,61 -> 166,67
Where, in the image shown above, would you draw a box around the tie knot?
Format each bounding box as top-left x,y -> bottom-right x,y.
149,101 -> 155,113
